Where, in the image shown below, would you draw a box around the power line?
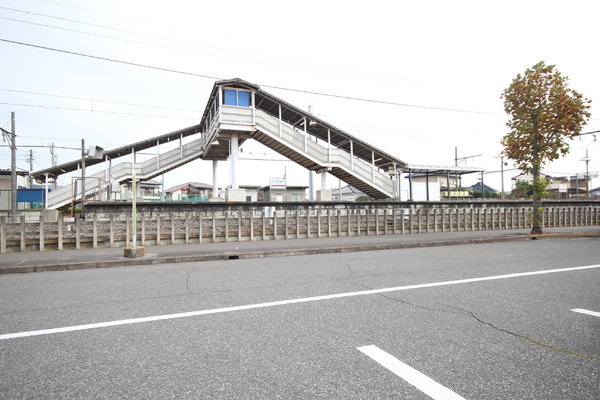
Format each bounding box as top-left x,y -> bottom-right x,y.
0,88 -> 200,113
31,1 -> 444,89
0,101 -> 199,120
262,84 -> 505,116
0,38 -> 505,116
1,7 -> 419,87
0,38 -> 221,79
0,15 -> 358,80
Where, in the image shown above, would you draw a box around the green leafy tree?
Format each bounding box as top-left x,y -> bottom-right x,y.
501,62 -> 591,234
355,195 -> 372,202
512,179 -> 533,198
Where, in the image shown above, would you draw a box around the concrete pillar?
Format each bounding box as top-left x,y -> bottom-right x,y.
317,172 -> 332,201
44,173 -> 49,209
231,133 -> 239,189
212,159 -> 219,198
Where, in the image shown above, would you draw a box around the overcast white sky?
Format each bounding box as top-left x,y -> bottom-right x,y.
1,0 -> 599,193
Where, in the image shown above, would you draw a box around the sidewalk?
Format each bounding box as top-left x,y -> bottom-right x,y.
1,226 -> 598,274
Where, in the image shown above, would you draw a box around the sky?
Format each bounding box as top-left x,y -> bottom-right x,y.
1,0 -> 599,195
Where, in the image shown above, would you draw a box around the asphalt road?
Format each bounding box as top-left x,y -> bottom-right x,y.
1,239 -> 599,399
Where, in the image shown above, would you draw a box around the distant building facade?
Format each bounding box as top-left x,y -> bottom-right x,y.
258,185 -> 307,202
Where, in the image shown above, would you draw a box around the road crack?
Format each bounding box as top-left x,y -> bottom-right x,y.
370,296 -> 600,361
460,308 -> 600,361
184,266 -> 196,295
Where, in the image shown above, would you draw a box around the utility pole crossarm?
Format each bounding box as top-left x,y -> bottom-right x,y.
1,127 -> 16,149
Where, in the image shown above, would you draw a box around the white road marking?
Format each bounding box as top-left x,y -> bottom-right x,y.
1,264 -> 599,340
358,345 -> 466,400
571,308 -> 600,318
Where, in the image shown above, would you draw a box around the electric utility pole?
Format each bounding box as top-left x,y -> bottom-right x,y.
580,150 -> 591,199
27,149 -> 34,188
81,139 -> 86,220
1,112 -> 18,222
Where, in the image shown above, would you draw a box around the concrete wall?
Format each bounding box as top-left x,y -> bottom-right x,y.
1,200 -> 598,253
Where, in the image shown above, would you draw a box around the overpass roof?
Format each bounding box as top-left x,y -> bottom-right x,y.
403,164 -> 485,175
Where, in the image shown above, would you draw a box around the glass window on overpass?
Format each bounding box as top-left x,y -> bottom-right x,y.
223,89 -> 251,107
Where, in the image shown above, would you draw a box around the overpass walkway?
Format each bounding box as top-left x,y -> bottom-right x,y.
32,78 -> 411,209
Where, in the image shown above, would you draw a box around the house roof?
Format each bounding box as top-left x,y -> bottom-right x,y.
239,185 -> 262,189
332,185 -> 366,196
0,168 -> 29,176
259,185 -> 308,190
471,182 -> 498,192
165,182 -> 213,193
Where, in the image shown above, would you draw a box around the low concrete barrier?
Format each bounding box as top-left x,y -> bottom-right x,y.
1,201 -> 598,253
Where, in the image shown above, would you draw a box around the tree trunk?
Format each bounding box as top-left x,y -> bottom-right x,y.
531,180 -> 544,234
530,129 -> 544,234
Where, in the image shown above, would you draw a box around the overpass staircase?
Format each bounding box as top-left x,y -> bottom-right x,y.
44,135 -> 206,210
251,108 -> 395,199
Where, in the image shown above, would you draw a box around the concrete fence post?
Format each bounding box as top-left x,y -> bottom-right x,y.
273,210 -> 277,240
185,214 -> 190,244
170,214 -> 175,245
284,210 -> 289,240
199,214 -> 203,244
126,214 -> 130,247
92,214 -> 97,249
384,209 -> 388,235
75,215 -> 81,250
250,211 -> 254,241
261,210 -> 266,241
224,212 -> 229,243
141,214 -> 146,246
108,214 -> 114,248
238,211 -> 242,242
348,210 -> 352,237
0,216 -> 6,253
156,214 -> 160,246
39,215 -> 45,251
211,211 -> 216,243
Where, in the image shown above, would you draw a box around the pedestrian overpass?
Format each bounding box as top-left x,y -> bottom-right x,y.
33,78 -> 431,209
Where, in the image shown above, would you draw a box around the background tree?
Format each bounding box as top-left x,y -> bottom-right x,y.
501,62 -> 591,234
511,179 -> 534,198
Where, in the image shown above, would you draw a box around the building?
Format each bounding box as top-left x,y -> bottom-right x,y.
239,185 -> 261,202
0,168 -> 29,190
401,165 -> 484,201
258,185 -> 307,202
165,182 -> 213,201
409,173 -> 459,190
547,175 -> 590,199
331,185 -> 368,201
0,169 -> 31,210
119,179 -> 163,201
514,172 -> 591,199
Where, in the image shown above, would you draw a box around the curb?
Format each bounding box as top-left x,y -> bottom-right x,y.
1,233 -> 598,275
